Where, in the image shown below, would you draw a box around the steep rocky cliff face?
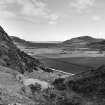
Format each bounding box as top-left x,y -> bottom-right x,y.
0,26 -> 44,73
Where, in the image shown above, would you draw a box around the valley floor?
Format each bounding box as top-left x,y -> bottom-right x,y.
20,47 -> 105,74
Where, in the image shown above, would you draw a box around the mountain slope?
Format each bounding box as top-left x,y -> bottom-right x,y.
87,40 -> 105,50
58,65 -> 105,105
11,35 -> 105,51
0,65 -> 37,105
62,36 -> 105,50
11,36 -> 59,48
52,65 -> 105,105
1,26 -> 105,105
0,26 -> 45,73
0,25 -> 74,105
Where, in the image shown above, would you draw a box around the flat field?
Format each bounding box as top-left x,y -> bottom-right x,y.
21,47 -> 105,74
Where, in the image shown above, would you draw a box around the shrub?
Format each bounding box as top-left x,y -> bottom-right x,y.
29,83 -> 41,93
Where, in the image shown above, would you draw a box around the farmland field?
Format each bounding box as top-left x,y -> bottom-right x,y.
36,56 -> 105,74
20,46 -> 105,74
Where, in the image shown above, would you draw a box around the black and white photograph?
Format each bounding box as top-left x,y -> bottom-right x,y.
0,0 -> 105,105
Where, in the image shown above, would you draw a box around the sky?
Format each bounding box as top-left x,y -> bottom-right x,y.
0,0 -> 105,41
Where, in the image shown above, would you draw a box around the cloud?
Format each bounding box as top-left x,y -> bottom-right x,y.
0,11 -> 15,18
48,14 -> 59,24
0,0 -> 59,24
70,0 -> 95,12
18,0 -> 48,17
48,21 -> 57,25
92,16 -> 101,21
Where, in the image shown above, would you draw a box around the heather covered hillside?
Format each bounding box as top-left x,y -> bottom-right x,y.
0,26 -> 45,73
0,25 -> 105,105
53,65 -> 105,105
0,26 -> 72,105
1,0 -> 105,104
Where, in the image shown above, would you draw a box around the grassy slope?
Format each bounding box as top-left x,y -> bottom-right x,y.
0,65 -> 36,105
64,66 -> 105,105
57,57 -> 105,69
52,65 -> 105,105
38,57 -> 91,74
36,54 -> 105,74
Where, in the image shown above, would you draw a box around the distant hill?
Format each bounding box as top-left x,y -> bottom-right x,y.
11,36 -> 59,48
63,36 -> 102,43
62,36 -> 105,50
12,35 -> 105,51
87,40 -> 105,50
